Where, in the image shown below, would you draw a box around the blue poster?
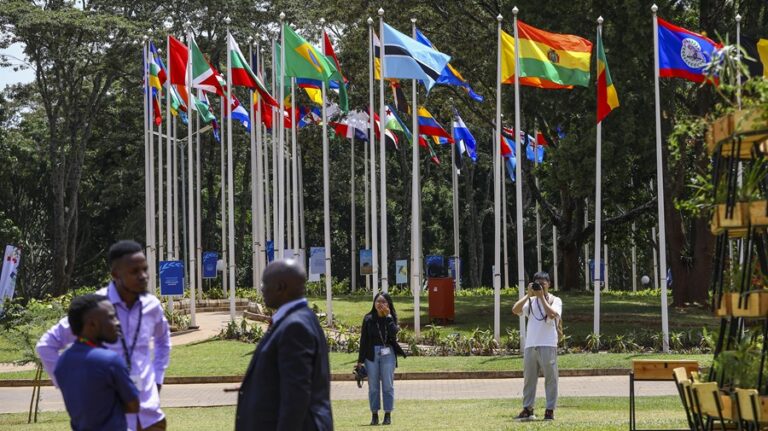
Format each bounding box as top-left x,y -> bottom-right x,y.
448,257 -> 461,280
310,247 -> 326,275
266,240 -> 274,263
202,252 -> 218,279
359,249 -> 372,275
159,260 -> 185,296
589,259 -> 605,282
395,260 -> 408,284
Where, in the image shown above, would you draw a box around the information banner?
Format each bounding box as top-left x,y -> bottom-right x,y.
0,245 -> 21,305
202,252 -> 218,279
448,257 -> 461,280
310,247 -> 326,275
159,260 -> 185,296
395,260 -> 408,284
360,249 -> 372,275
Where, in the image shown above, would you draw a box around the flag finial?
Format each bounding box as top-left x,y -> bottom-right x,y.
279,12 -> 285,20
411,17 -> 416,24
184,20 -> 192,29
142,34 -> 148,42
378,8 -> 384,16
512,6 -> 519,15
497,14 -> 503,22
320,18 -> 325,25
597,16 -> 603,24
164,19 -> 172,30
367,17 -> 373,25
736,14 -> 742,22
651,4 -> 658,12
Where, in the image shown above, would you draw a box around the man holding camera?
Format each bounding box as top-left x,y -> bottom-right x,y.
512,271 -> 562,421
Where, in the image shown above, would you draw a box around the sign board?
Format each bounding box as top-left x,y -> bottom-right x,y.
266,240 -> 275,263
310,247 -> 326,275
360,249 -> 373,275
589,259 -> 605,282
448,257 -> 461,280
202,252 -> 218,279
159,260 -> 185,296
395,260 -> 408,284
0,245 -> 21,305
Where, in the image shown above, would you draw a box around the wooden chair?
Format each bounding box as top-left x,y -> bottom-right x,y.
692,382 -> 731,431
673,367 -> 700,430
734,388 -> 765,431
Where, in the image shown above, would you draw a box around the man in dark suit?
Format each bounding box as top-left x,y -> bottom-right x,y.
235,259 -> 333,431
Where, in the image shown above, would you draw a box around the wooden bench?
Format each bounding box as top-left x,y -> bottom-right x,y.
629,359 -> 700,431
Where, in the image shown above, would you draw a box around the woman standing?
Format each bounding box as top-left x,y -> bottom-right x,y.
357,293 -> 406,425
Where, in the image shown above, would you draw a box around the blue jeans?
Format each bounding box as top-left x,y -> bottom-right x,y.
365,345 -> 395,412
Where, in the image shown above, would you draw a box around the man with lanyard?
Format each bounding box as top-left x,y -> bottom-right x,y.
512,271 -> 562,421
55,294 -> 140,430
38,240 -> 171,430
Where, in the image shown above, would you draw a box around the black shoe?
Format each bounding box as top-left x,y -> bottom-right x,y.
370,413 -> 379,426
515,407 -> 536,421
544,409 -> 554,420
382,412 -> 391,425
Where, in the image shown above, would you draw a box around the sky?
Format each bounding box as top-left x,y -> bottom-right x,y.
0,43 -> 35,89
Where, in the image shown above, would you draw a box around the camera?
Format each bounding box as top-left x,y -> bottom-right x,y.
531,282 -> 543,291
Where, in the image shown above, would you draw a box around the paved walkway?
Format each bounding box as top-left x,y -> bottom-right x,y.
0,375 -> 677,414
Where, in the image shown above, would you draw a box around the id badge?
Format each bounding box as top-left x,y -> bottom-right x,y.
379,347 -> 392,356
131,374 -> 142,388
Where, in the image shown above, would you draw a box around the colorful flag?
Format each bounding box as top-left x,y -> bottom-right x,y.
227,32 -> 278,106
282,25 -> 348,112
417,106 -> 452,141
536,131 -> 548,146
657,18 -> 721,83
190,36 -> 224,96
741,36 -> 768,78
501,22 -> 592,89
500,127 -> 516,157
525,139 -> 545,163
381,23 -> 451,91
226,95 -> 250,131
323,31 -> 348,85
452,109 -> 477,162
390,81 -> 410,114
596,31 -> 619,123
296,78 -> 324,105
371,109 -> 399,149
415,28 -> 483,102
505,157 -> 517,182
168,36 -> 188,86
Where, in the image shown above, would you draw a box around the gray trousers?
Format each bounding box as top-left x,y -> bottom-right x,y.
522,346 -> 558,410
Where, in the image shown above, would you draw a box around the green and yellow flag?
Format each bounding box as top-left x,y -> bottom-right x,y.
596,31 -> 619,123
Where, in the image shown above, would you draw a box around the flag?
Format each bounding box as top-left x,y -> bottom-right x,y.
500,127 -> 516,157
256,97 -> 292,129
149,42 -> 167,87
501,22 -> 592,89
190,36 -> 224,96
198,92 -> 220,142
373,31 -> 384,81
168,36 -> 188,86
596,31 -> 619,123
282,24 -> 348,112
227,32 -> 278,106
323,31 -> 348,85
330,110 -> 369,141
657,18 -> 721,84
417,106 -> 452,141
452,109 -> 477,162
525,140 -> 545,163
227,95 -> 250,132
372,109 -> 399,149
147,44 -> 163,125
384,104 -> 404,133
381,22 -> 451,91
415,28 -> 483,102
536,131 -> 548,146
505,157 -> 517,182
390,81 -> 410,114
296,78 -> 324,105
741,36 -> 768,78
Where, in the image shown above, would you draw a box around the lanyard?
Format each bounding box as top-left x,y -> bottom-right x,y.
78,337 -> 99,348
528,296 -> 550,322
119,301 -> 143,373
375,318 -> 388,345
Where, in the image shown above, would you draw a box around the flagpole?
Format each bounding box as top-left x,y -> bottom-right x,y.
502,157 -> 509,290
249,40 -> 259,287
552,226 -> 559,290
512,6 -> 526,347
278,13 -> 287,259
535,133 -> 542,273
364,120 -> 371,292
147,50 -> 157,295
319,18 -> 333,324
736,13 -> 742,110
583,201 -> 589,291
166,35 -> 173,263
379,9 -> 389,293
195,91 -> 202,301
220,96 -> 228,297
185,22 -> 197,327
255,41 -> 266,278
143,38 -> 151,291
225,20 -> 236,320
270,36 -> 278,255
494,14 -> 503,344
291,77 -> 300,258
604,243 -> 609,291
298,142 -> 306,259
632,222 -> 637,292
651,4 -> 670,353
652,225 -> 659,290
593,16 -> 604,340
450,100 -> 460,292
409,16 -> 421,338
157,42 -> 165,275
368,16 -> 380,295
173,115 -> 180,261
351,132 -> 357,292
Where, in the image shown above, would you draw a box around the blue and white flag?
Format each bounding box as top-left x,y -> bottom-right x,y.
415,29 -> 483,102
382,22 -> 451,91
452,109 -> 477,163
525,141 -> 545,163
505,157 -> 516,182
229,96 -> 251,132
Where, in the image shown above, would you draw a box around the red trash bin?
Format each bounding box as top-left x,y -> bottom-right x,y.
428,277 -> 455,323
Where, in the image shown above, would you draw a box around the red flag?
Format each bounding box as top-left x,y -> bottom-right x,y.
168,36 -> 188,86
536,131 -> 548,146
257,99 -> 292,129
323,31 -> 348,85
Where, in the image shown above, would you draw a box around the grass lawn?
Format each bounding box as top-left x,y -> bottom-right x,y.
0,396 -> 688,430
307,291 -> 718,341
0,339 -> 713,380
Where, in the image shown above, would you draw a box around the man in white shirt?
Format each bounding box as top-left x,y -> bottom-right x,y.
512,271 -> 562,421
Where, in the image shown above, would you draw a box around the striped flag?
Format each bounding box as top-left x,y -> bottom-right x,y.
596,30 -> 619,123
381,22 -> 451,91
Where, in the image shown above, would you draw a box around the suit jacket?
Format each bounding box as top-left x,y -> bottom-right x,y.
235,304 -> 333,431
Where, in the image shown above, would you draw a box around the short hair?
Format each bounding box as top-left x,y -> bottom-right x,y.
68,294 -> 109,336
108,240 -> 143,267
533,271 -> 551,282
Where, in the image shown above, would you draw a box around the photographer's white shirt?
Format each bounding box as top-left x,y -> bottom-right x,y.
522,294 -> 562,348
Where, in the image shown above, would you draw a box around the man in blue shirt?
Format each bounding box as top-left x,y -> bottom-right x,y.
55,294 -> 139,430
